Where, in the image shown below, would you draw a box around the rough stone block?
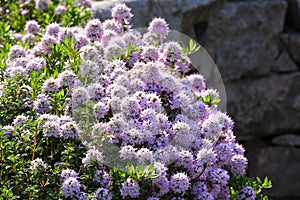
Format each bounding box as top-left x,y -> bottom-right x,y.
226,72 -> 300,138
200,1 -> 298,81
282,33 -> 300,63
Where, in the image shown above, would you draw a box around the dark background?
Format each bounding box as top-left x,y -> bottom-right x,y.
92,0 -> 300,199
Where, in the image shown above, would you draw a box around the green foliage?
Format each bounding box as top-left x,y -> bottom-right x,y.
229,175 -> 272,200
182,39 -> 201,55
198,93 -> 221,107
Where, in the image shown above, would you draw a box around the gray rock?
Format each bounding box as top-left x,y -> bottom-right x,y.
226,72 -> 300,139
91,0 -> 225,34
271,134 -> 300,147
286,0 -> 300,30
245,140 -> 300,198
200,1 -> 298,81
282,33 -> 300,63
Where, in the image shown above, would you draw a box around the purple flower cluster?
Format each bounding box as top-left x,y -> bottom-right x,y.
61,177 -> 81,198
35,0 -> 50,11
25,20 -> 40,34
6,3 -> 258,199
236,186 -> 256,200
67,4 -> 252,197
120,178 -> 140,198
30,158 -> 47,171
37,114 -> 79,139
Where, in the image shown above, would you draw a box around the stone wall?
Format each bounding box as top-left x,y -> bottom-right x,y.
92,0 -> 300,199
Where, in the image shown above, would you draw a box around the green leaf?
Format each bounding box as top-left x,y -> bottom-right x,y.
203,94 -> 211,104
211,98 -> 221,105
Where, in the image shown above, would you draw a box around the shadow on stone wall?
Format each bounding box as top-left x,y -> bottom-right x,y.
92,0 -> 300,199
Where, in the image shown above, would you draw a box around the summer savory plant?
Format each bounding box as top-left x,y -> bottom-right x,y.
0,2 -> 272,200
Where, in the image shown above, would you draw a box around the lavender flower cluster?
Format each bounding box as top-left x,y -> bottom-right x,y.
3,3 -> 258,199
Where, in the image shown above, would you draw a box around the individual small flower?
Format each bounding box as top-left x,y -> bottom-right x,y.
172,121 -> 195,149
8,45 -> 26,61
208,168 -> 230,186
136,148 -> 154,164
60,122 -> 80,139
38,114 -> 60,124
141,46 -> 159,62
233,143 -> 246,155
215,142 -> 233,165
12,33 -> 23,41
192,181 -> 208,197
148,17 -> 169,42
78,192 -> 88,200
55,5 -> 67,15
229,154 -> 248,175
196,147 -> 216,166
103,19 -> 120,33
57,70 -> 76,87
82,149 -> 104,167
30,158 -> 47,171
58,27 -> 75,42
236,186 -> 256,200
62,177 -> 81,198
26,57 -> 46,71
79,60 -> 100,81
175,150 -> 193,169
80,45 -> 100,60
94,188 -> 113,200
39,34 -> 58,54
25,20 -> 40,34
75,33 -> 89,50
2,126 -> 14,137
91,122 -> 108,138
104,43 -> 123,59
35,0 -> 50,11
46,23 -> 61,37
85,19 -> 104,42
42,120 -> 60,138
23,34 -> 36,45
59,115 -> 74,124
120,178 -> 140,198
187,74 -> 206,92
152,176 -> 170,196
87,83 -> 105,101
13,115 -> 28,126
195,192 -> 214,200
76,0 -> 92,8
127,51 -> 141,67
41,77 -> 59,93
169,173 -> 190,194
119,145 -> 136,160
154,145 -> 179,164
61,169 -> 78,181
202,112 -> 223,142
101,29 -> 118,46
33,94 -> 51,114
162,42 -> 183,65
6,66 -> 28,77
93,170 -> 111,188
111,4 -> 133,25
13,57 -> 28,68
120,96 -> 140,117
94,101 -> 109,120
21,9 -> 29,15
71,87 -> 90,108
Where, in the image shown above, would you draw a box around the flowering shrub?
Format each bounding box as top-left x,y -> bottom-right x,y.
0,2 -> 272,200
